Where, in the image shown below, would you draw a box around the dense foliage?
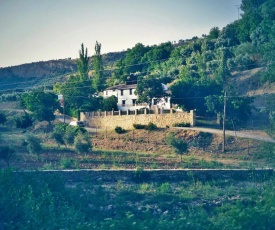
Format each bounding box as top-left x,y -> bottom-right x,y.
0,170 -> 274,229
21,91 -> 59,124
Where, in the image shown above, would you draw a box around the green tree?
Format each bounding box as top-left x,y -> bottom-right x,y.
51,124 -> 67,148
215,48 -> 232,86
124,43 -> 150,74
92,41 -> 105,92
170,79 -> 221,116
166,133 -> 188,162
74,132 -> 92,155
235,0 -> 265,43
250,0 -> 275,82
79,97 -> 101,112
136,75 -> 167,105
54,43 -> 96,117
141,42 -> 173,68
76,43 -> 89,80
54,75 -> 94,117
207,27 -> 220,40
21,91 -> 59,124
215,23 -> 240,48
64,125 -> 78,146
205,93 -> 254,128
25,135 -> 42,156
109,58 -> 126,85
101,95 -> 118,111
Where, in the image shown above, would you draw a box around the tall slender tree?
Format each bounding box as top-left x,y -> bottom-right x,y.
92,41 -> 105,92
76,43 -> 89,80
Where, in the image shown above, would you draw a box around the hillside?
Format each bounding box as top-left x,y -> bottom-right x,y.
0,51 -> 126,91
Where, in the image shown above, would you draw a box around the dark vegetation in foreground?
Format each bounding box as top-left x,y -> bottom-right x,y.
0,169 -> 274,229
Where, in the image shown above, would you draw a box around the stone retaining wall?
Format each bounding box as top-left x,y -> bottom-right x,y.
81,110 -> 195,129
13,169 -> 274,184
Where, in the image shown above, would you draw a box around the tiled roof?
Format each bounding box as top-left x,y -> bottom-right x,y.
105,84 -> 137,91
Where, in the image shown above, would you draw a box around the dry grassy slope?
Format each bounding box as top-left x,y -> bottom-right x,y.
231,68 -> 275,129
231,67 -> 275,106
93,128 -> 260,156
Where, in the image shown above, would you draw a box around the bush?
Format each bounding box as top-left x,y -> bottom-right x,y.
114,126 -> 126,134
15,112 -> 33,129
145,122 -> 157,131
74,133 -> 92,155
133,124 -> 146,129
25,135 -> 42,155
166,133 -> 188,162
60,158 -> 78,169
172,122 -> 190,127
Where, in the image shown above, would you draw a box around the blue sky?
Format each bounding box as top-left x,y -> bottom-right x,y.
0,0 -> 242,68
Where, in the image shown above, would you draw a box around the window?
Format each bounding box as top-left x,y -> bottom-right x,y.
129,89 -> 132,95
121,90 -> 124,96
122,100 -> 126,106
153,99 -> 157,105
132,99 -> 136,105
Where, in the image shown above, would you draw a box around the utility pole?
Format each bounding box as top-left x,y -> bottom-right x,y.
235,5 -> 240,20
222,90 -> 227,153
63,96 -> 65,124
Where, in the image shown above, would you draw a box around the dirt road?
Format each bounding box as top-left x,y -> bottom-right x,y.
172,127 -> 275,143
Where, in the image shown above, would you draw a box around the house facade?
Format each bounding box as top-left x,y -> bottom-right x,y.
103,83 -> 171,111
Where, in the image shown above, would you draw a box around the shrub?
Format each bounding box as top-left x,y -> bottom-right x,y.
114,126 -> 126,134
74,133 -> 92,155
25,135 -> 42,156
15,112 -> 33,129
51,132 -> 65,148
145,122 -> 157,131
64,126 -> 77,146
166,132 -> 188,162
51,124 -> 67,147
60,158 -> 77,169
172,122 -> 191,127
133,124 -> 146,129
159,182 -> 171,194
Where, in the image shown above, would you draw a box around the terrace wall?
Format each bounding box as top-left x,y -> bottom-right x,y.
13,169 -> 274,184
81,109 -> 196,129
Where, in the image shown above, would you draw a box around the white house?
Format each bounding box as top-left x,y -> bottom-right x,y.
103,83 -> 171,111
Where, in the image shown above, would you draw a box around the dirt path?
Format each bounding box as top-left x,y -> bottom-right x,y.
172,127 -> 275,143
